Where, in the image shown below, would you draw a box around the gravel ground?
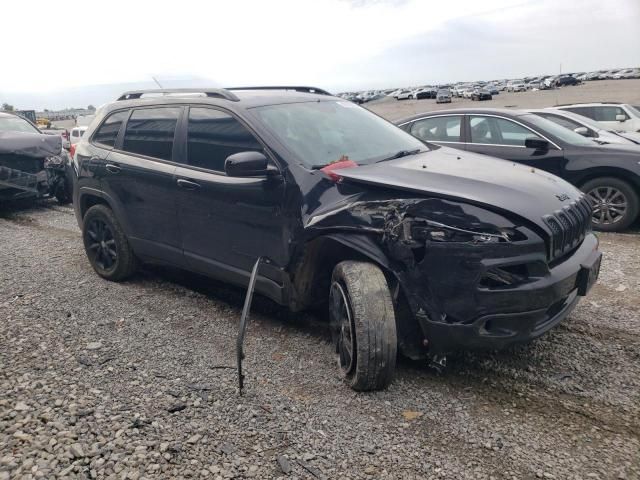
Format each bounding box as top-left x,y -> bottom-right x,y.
1,198 -> 639,480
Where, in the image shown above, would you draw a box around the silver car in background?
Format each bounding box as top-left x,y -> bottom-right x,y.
436,89 -> 452,103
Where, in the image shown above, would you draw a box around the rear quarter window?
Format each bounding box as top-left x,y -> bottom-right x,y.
93,111 -> 129,148
410,116 -> 462,142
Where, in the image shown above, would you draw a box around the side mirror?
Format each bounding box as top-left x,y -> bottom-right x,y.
224,151 -> 275,177
615,114 -> 626,122
525,137 -> 550,151
573,126 -> 589,136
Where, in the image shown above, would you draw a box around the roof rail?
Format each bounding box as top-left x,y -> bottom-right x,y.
226,86 -> 332,96
116,88 -> 240,102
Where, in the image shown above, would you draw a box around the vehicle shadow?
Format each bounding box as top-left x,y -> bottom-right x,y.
0,198 -> 46,217
136,264 -> 332,343
131,263 -> 555,384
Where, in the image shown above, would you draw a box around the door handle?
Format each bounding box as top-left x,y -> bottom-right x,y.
105,164 -> 121,174
177,178 -> 201,190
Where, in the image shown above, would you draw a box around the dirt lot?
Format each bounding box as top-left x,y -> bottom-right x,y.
366,79 -> 640,121
2,80 -> 640,479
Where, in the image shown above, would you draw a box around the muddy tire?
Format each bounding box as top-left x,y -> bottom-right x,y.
82,205 -> 137,281
330,261 -> 397,391
581,177 -> 639,232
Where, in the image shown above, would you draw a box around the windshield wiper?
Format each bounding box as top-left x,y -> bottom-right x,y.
376,148 -> 423,163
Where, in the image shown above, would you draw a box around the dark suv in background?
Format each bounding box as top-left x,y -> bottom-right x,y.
72,88 -> 601,391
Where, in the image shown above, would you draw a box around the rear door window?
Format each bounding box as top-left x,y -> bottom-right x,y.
93,111 -> 129,148
122,107 -> 181,161
187,108 -> 262,172
409,116 -> 462,142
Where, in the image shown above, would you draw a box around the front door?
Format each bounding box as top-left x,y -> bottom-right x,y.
464,115 -> 565,177
593,105 -> 633,132
174,106 -> 287,295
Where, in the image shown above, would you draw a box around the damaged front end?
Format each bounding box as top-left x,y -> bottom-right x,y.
0,131 -> 70,203
303,194 -> 598,359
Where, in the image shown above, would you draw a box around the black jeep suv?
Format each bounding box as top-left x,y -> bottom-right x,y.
72,87 -> 601,391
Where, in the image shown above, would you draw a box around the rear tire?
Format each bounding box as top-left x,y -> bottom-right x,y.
581,177 -> 639,232
329,261 -> 397,391
82,205 -> 137,281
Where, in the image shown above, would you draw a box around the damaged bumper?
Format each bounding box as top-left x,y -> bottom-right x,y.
414,233 -> 601,351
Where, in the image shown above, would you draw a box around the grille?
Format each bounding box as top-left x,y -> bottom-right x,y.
543,196 -> 592,261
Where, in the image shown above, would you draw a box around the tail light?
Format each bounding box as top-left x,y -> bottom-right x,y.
320,158 -> 358,182
69,144 -> 77,158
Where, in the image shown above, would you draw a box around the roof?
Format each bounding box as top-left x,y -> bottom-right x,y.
555,102 -> 625,107
109,87 -> 336,111
395,107 -> 532,124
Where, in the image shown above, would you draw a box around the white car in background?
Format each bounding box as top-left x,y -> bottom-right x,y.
395,89 -> 413,100
532,108 -> 640,145
70,126 -> 87,145
507,81 -> 526,92
612,68 -> 640,79
557,103 -> 640,133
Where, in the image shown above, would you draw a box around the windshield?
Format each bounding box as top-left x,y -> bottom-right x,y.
253,100 -> 426,168
0,116 -> 40,133
547,110 -> 604,131
626,105 -> 640,117
522,114 -> 597,146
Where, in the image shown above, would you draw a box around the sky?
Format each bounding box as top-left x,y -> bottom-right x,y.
1,0 -> 639,110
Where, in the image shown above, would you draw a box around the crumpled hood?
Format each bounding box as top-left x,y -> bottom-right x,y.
0,131 -> 61,158
337,146 -> 583,232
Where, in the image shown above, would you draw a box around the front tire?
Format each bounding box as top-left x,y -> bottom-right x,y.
581,177 -> 639,231
329,261 -> 397,391
82,205 -> 137,281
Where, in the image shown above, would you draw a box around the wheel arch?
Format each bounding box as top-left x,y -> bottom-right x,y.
288,233 -> 395,312
288,232 -> 426,360
574,167 -> 640,192
77,188 -> 131,234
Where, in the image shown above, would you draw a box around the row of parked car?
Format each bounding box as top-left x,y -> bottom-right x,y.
337,66 -> 639,106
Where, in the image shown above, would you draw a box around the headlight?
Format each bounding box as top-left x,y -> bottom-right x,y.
409,220 -> 525,244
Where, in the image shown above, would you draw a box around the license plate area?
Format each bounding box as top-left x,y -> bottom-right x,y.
577,252 -> 602,296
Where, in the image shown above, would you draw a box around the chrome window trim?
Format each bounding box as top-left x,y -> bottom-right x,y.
399,113 -> 562,150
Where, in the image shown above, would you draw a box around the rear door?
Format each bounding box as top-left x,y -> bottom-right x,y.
464,114 -> 565,177
101,106 -> 184,265
174,106 -> 287,291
